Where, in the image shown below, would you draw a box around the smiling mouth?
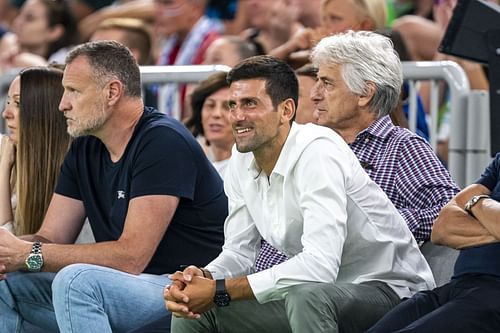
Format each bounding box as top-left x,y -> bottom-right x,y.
235,128 -> 252,134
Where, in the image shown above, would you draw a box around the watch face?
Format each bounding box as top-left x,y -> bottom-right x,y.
214,293 -> 231,307
26,254 -> 43,271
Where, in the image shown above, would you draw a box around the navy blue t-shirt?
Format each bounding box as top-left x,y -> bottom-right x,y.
55,107 -> 227,274
454,153 -> 500,278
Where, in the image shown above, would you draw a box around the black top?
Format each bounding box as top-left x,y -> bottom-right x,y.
56,107 -> 227,274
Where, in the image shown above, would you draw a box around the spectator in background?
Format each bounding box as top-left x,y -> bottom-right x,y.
67,0 -> 114,21
185,72 -> 233,178
0,66 -> 71,236
241,0 -> 303,55
155,0 -> 223,119
0,40 -> 227,332
0,0 -> 79,71
270,0 -> 387,64
295,64 -> 318,124
90,17 -> 152,65
291,0 -> 321,28
203,35 -> 258,68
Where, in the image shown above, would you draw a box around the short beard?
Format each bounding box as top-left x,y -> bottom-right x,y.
67,105 -> 107,138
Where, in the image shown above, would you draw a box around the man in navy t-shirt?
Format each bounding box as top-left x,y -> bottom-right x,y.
0,40 -> 227,333
368,153 -> 500,332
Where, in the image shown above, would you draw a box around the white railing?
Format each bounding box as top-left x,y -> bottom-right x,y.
0,62 -> 490,187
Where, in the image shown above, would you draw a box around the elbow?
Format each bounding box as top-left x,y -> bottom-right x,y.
430,211 -> 449,246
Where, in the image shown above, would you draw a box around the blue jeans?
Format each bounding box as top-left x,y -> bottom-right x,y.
0,264 -> 171,333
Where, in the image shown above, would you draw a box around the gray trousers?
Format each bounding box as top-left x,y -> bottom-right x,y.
171,281 -> 401,333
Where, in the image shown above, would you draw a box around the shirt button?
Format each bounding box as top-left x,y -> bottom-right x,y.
364,138 -> 370,143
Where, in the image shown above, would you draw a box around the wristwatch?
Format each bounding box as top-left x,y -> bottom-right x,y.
464,194 -> 490,217
213,279 -> 231,307
25,241 -> 44,272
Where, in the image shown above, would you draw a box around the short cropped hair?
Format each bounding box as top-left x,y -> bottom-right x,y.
65,40 -> 141,98
311,30 -> 402,117
227,55 -> 298,112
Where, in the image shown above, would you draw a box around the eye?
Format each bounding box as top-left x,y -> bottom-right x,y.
244,99 -> 257,107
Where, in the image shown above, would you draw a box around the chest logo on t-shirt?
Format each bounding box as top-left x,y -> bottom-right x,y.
117,190 -> 126,199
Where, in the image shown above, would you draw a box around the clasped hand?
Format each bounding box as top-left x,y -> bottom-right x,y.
0,228 -> 31,279
164,265 -> 216,319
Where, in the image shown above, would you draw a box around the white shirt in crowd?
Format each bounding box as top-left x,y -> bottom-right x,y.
207,123 -> 435,303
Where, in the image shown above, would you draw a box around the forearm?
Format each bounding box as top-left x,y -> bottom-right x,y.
226,276 -> 255,301
0,169 -> 13,225
41,240 -> 148,274
431,203 -> 497,249
471,198 -> 500,239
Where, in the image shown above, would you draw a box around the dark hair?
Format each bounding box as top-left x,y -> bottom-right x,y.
65,40 -> 141,97
227,55 -> 298,115
295,63 -> 318,78
95,18 -> 153,65
185,71 -> 229,137
16,66 -> 71,235
43,0 -> 80,58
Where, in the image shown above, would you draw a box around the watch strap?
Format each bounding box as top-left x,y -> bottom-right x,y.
464,194 -> 489,217
213,279 -> 231,307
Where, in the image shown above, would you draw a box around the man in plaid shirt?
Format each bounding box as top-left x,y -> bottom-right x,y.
255,30 -> 459,272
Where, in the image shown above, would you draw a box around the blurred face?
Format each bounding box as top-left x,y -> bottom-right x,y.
201,87 -> 233,149
203,38 -> 242,67
2,76 -> 20,142
321,0 -> 370,34
295,75 -> 317,124
59,56 -> 109,137
311,63 -> 361,130
246,0 -> 274,29
91,28 -> 127,45
154,0 -> 197,37
12,0 -> 56,51
228,79 -> 284,154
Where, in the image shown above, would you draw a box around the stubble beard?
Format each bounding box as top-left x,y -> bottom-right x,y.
67,103 -> 107,138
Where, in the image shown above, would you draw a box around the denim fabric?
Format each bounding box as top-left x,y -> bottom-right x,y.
0,264 -> 171,333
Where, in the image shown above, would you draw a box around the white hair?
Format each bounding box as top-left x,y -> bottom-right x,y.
311,30 -> 403,117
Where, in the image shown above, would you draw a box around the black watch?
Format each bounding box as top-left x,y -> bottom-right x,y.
213,279 -> 231,307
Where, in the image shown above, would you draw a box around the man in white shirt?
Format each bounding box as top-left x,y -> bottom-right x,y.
165,55 -> 435,333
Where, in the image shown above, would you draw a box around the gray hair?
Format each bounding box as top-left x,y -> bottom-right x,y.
311,30 -> 402,118
65,40 -> 142,98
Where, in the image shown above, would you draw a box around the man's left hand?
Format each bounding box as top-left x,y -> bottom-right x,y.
165,275 -> 216,319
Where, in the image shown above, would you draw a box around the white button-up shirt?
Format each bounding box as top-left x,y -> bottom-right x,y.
207,123 -> 435,303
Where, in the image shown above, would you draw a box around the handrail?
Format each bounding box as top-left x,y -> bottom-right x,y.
402,61 -> 471,187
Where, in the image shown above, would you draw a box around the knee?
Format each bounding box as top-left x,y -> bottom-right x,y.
52,264 -> 100,302
286,283 -> 328,310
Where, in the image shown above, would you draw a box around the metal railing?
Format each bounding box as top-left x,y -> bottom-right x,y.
403,60 -> 490,187
0,62 -> 490,187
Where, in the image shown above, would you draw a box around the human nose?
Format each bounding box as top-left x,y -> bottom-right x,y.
310,80 -> 323,103
229,105 -> 246,122
58,92 -> 70,112
2,103 -> 13,120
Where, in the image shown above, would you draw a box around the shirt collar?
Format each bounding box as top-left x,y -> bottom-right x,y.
246,123 -> 301,179
355,115 -> 394,141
